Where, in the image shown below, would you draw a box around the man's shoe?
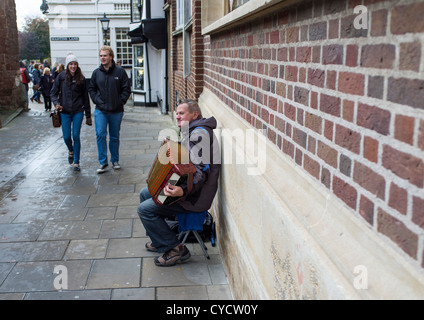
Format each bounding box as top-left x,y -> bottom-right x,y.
112,162 -> 121,170
154,244 -> 191,267
97,164 -> 108,174
73,164 -> 80,172
30,97 -> 34,103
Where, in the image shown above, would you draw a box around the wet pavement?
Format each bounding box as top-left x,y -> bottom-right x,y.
0,99 -> 232,300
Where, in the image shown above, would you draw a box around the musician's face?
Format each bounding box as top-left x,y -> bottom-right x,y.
176,104 -> 198,127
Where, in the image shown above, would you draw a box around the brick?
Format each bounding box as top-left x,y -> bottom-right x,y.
388,182 -> 408,215
285,65 -> 298,82
305,112 -> 322,134
296,46 -> 311,63
382,144 -> 424,188
399,42 -> 421,72
321,166 -> 331,189
317,141 -> 338,168
286,26 -> 299,43
283,138 -> 295,158
335,124 -> 361,154
390,2 -> 424,35
367,76 -> 384,99
394,114 -> 414,145
333,175 -> 357,209
418,120 -> 424,151
359,195 -> 374,225
357,103 -> 391,135
353,161 -> 386,199
309,21 -> 327,41
388,78 -> 424,110
361,44 -> 395,69
338,72 -> 365,95
320,93 -> 341,116
295,148 -> 303,165
412,196 -> 424,229
284,102 -> 296,121
322,45 -> 343,65
342,100 -> 354,122
323,120 -> 333,141
363,136 -> 379,163
328,19 -> 339,39
294,86 -> 309,106
307,68 -> 325,88
292,127 -> 307,148
303,154 -> 320,180
370,9 -> 388,37
326,70 -> 337,90
340,154 -> 352,177
377,208 -> 418,259
346,44 -> 358,67
340,14 -> 368,38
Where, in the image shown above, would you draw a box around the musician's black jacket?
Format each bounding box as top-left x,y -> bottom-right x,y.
178,116 -> 221,212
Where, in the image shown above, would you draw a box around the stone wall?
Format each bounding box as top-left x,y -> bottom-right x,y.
0,0 -> 26,127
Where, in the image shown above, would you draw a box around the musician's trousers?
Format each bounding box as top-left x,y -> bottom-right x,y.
137,187 -> 184,253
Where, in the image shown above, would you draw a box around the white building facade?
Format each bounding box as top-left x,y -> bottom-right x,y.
44,0 -> 168,109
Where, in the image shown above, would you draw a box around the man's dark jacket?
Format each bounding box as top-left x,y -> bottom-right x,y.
88,60 -> 131,113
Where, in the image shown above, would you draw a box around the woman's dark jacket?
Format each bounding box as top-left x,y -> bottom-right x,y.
50,71 -> 91,118
39,75 -> 54,97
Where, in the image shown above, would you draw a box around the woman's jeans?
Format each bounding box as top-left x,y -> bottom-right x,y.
60,112 -> 84,164
94,109 -> 123,165
137,187 -> 184,253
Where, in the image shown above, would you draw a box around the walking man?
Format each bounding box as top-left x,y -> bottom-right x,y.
89,46 -> 131,173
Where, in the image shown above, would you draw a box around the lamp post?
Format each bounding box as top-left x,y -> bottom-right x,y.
100,13 -> 110,45
40,0 -> 49,14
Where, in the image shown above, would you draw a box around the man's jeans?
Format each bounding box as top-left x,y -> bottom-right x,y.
137,187 -> 185,253
60,112 -> 84,164
94,109 -> 123,165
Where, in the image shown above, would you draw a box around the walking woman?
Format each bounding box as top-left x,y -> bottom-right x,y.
51,53 -> 92,172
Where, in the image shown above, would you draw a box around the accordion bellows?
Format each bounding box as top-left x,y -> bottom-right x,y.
147,139 -> 196,206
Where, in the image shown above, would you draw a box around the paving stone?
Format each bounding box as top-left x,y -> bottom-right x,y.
0,241 -> 68,262
38,220 -> 102,240
106,237 -> 156,258
86,193 -> 139,207
97,184 -> 135,194
86,206 -> 116,220
156,285 -> 209,300
0,222 -> 45,242
25,289 -> 111,300
86,258 -> 141,289
100,219 -> 133,238
64,239 -> 109,260
0,260 -> 92,292
111,287 -> 155,300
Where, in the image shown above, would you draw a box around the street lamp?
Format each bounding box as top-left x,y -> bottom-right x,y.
100,13 -> 110,45
40,0 -> 49,14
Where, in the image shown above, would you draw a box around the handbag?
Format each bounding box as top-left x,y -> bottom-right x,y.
50,110 -> 61,128
33,84 -> 39,91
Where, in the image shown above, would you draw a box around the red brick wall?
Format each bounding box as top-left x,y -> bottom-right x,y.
204,0 -> 424,268
169,0 -> 204,113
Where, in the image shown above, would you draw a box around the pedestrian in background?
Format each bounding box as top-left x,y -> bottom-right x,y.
39,67 -> 54,111
89,46 -> 131,174
30,63 -> 42,104
51,53 -> 92,172
19,61 -> 31,108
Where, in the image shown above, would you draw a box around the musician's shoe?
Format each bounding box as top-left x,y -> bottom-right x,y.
112,162 -> 121,170
154,244 -> 191,267
145,241 -> 158,252
97,163 -> 108,174
68,152 -> 74,164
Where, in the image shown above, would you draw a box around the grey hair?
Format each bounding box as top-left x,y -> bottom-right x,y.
179,99 -> 202,118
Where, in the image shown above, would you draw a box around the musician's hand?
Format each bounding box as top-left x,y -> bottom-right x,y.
163,184 -> 184,197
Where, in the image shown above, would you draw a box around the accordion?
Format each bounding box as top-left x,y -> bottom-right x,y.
146,139 -> 196,206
